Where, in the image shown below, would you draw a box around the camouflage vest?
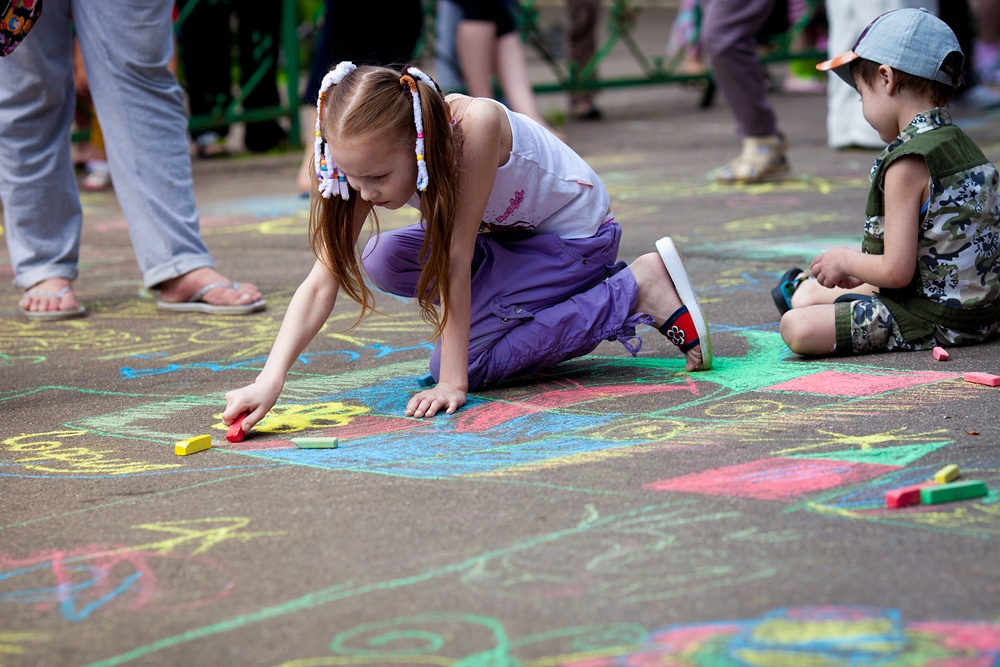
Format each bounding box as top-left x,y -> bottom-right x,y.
862,108 -> 1000,341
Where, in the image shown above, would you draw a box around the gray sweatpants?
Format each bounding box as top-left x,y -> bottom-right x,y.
700,0 -> 780,138
0,0 -> 213,290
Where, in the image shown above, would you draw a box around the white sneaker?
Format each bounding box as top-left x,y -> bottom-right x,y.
81,159 -> 111,191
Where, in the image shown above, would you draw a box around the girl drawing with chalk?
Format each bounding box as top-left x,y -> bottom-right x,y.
224,62 -> 711,427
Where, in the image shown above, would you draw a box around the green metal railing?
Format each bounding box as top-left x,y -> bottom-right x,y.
515,0 -> 826,103
172,0 -> 301,145
74,1 -> 823,147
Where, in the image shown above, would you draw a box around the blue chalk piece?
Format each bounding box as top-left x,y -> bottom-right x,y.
417,374 -> 436,387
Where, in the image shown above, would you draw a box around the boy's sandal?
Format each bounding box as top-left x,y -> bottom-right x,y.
771,267 -> 805,315
18,286 -> 87,320
655,237 -> 712,370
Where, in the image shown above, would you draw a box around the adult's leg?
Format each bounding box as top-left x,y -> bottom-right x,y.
72,0 -> 214,289
700,0 -> 779,139
456,20 -> 498,98
177,0 -> 233,142
236,3 -> 287,152
495,32 -> 549,126
0,0 -> 82,295
435,0 -> 466,91
567,0 -> 600,115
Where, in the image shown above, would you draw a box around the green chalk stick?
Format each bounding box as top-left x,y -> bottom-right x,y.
290,437 -> 339,449
920,479 -> 988,505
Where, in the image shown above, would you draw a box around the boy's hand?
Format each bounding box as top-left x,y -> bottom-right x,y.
223,377 -> 283,432
405,382 -> 467,418
810,248 -> 859,289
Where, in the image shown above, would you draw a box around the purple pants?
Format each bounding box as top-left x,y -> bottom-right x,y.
362,218 -> 650,390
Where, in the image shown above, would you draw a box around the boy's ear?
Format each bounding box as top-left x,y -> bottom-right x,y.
879,64 -> 897,94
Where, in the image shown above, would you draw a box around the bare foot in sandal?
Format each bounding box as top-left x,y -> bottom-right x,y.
156,267 -> 265,315
629,246 -> 710,371
19,278 -> 87,320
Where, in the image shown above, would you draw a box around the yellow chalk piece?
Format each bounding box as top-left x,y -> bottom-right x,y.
933,464 -> 959,484
175,435 -> 212,456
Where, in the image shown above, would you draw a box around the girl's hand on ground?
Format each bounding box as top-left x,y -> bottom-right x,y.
405,382 -> 467,418
223,378 -> 283,432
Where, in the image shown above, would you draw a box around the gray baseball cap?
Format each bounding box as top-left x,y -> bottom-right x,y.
817,8 -> 963,88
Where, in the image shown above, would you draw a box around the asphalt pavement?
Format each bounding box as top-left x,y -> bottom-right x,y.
2,46 -> 1000,666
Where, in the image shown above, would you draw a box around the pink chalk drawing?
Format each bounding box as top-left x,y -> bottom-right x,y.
762,369 -> 959,397
645,457 -> 899,501
0,546 -> 232,621
453,378 -> 700,433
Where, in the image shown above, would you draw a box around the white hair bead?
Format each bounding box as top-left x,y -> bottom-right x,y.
315,61 -> 357,199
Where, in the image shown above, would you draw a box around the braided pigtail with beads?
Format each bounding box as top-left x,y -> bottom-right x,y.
315,61 -> 357,199
399,67 -> 443,192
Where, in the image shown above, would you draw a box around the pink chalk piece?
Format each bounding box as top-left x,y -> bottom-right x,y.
965,372 -> 1000,387
226,412 -> 249,443
885,483 -> 933,508
932,346 -> 949,361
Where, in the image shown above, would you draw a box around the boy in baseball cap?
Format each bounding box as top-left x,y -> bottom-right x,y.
774,8 -> 1000,359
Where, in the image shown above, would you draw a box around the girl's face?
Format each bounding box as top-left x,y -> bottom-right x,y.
328,134 -> 418,209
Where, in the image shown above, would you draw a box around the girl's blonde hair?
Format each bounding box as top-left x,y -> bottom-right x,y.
309,65 -> 459,339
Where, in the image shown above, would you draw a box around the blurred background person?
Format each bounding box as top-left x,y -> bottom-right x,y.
177,0 -> 288,158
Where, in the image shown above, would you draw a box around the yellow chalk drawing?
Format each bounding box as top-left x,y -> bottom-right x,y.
603,174 -> 867,204
0,632 -> 49,664
807,500 -> 1000,538
2,430 -> 181,476
199,215 -> 307,237
127,517 -> 286,556
771,427 -> 951,457
587,419 -> 687,443
721,212 -> 846,238
704,399 -> 789,420
0,319 -> 143,354
321,309 -> 432,348
213,402 -> 370,435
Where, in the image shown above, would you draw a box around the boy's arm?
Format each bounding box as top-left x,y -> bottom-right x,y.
811,155 -> 926,290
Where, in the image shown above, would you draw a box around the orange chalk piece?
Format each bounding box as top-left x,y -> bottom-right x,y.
933,464 -> 959,484
932,346 -> 949,361
226,412 -> 249,443
885,483 -> 933,508
964,372 -> 1000,387
175,434 -> 211,456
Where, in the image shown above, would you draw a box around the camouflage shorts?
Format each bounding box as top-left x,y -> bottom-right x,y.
834,294 -> 1000,354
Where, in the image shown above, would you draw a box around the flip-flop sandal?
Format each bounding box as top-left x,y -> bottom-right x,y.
655,237 -> 712,370
18,286 -> 87,320
771,267 -> 805,315
156,281 -> 266,315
